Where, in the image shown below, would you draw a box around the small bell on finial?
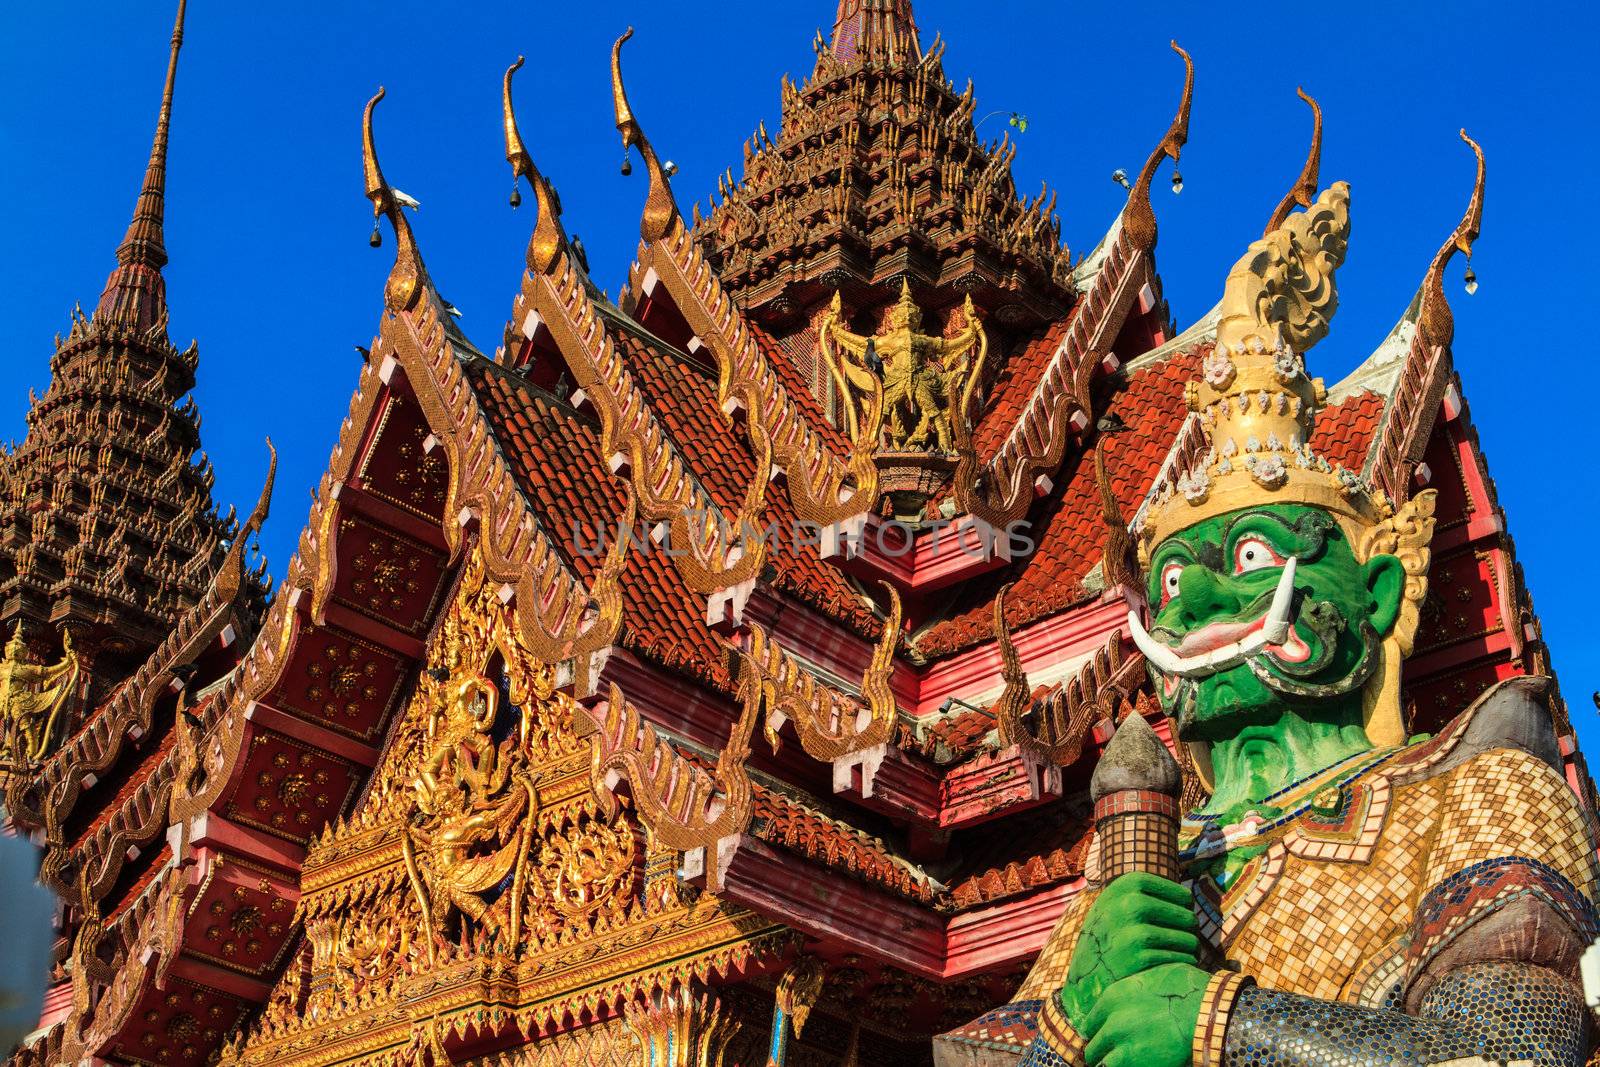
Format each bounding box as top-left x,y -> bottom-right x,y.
369,218 -> 382,248
510,181 -> 522,209
1111,168 -> 1131,190
1171,168 -> 1184,194
1463,262 -> 1479,296
621,150 -> 633,177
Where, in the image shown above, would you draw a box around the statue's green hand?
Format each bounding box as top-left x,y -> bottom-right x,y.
1080,963 -> 1211,1067
1060,872 -> 1200,1031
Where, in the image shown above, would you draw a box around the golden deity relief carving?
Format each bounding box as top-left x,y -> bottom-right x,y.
0,623 -> 80,768
224,542 -> 798,1064
821,281 -> 986,454
402,669 -> 541,961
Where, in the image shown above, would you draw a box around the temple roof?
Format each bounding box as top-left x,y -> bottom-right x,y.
7,4 -> 1591,1065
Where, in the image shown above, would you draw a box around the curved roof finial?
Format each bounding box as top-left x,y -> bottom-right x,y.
503,56 -> 534,206
1265,88 -> 1323,234
612,28 -> 680,243
1420,130 -> 1486,348
1125,41 -> 1194,251
214,439 -> 276,602
504,56 -> 570,276
362,87 -> 425,312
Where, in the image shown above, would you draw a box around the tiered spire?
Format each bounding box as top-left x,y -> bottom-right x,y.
830,0 -> 919,63
698,0 -> 1073,348
0,0 -> 256,704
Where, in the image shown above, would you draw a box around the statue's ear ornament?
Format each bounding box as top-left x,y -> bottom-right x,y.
1355,489 -> 1438,657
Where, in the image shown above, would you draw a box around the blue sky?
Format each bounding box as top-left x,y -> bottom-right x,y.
3,1 -> 1597,753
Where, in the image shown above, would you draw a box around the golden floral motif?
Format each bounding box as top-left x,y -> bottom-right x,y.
390,424 -> 448,510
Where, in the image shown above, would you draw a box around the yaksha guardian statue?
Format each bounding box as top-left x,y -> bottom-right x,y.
940,183 -> 1599,1067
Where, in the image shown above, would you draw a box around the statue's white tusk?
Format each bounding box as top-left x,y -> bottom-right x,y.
1128,608 -> 1186,674
1127,557 -> 1301,680
1260,556 -> 1298,644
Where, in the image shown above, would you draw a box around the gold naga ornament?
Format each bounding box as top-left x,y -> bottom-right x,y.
0,624 -> 80,768
1135,181 -> 1437,757
821,280 -> 987,454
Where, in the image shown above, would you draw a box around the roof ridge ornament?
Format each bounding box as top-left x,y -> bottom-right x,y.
214,439 -> 276,603
362,87 -> 426,312
1265,88 -> 1323,235
1125,41 -> 1194,250
502,56 -> 568,276
612,28 -> 680,244
1420,131 -> 1486,349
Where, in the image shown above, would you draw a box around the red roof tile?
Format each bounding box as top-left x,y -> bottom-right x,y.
466,360 -> 733,690
948,802 -> 1094,908
751,781 -> 938,905
969,315 -> 1078,457
609,323 -> 881,638
917,350 -> 1200,657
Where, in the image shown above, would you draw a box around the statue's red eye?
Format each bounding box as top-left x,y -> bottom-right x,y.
1160,561 -> 1184,605
1233,536 -> 1285,575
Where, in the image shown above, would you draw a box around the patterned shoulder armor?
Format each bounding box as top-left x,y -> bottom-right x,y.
1388,674 -> 1563,787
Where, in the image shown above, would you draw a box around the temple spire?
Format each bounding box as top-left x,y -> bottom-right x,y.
830,0 -> 919,63
95,0 -> 187,328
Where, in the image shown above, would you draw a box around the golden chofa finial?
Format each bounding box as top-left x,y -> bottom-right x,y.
362,87 -> 425,312
503,55 -> 568,276
1125,41 -> 1194,250
1265,88 -> 1323,234
215,439 -> 277,602
611,28 -> 680,243
504,56 -> 533,208
1420,131 -> 1486,348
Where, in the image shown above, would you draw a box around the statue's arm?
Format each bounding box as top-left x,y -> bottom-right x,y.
1220,962 -> 1587,1067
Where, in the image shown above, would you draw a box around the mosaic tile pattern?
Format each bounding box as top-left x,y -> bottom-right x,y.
933,997 -> 1044,1059
1224,961 -> 1587,1067
1427,747 -> 1599,902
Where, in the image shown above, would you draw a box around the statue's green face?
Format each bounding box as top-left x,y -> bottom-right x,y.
1144,504 -> 1405,740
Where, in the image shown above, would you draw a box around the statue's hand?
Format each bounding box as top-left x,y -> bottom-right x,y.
1081,962 -> 1211,1067
1061,872 -> 1200,1031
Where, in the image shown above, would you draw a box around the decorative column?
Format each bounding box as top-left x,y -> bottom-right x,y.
1088,713 -> 1182,882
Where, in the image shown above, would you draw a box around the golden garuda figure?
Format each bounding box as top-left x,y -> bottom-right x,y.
0,623 -> 80,769
402,671 -> 540,962
939,183 -> 1599,1067
821,280 -> 986,453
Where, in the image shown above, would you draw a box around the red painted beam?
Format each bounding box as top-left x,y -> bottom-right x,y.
318,602 -> 426,662
834,744 -> 942,824
915,597 -> 1128,717
822,515 -> 1014,602
160,955 -> 273,1003
707,834 -> 947,980
946,880 -> 1085,977
177,811 -> 307,875
702,832 -> 1090,980
938,745 -> 1063,830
